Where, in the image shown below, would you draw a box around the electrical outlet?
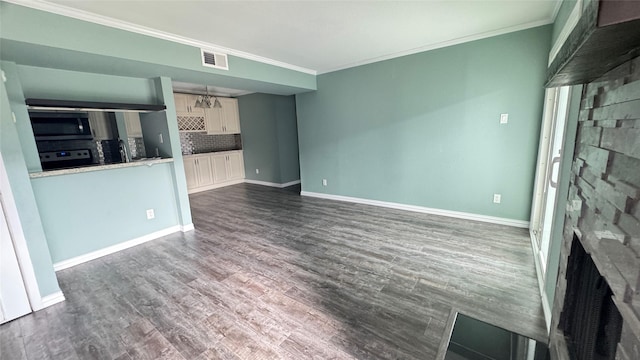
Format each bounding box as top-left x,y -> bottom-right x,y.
256,168 -> 260,174
493,194 -> 501,204
158,133 -> 164,143
146,209 -> 155,219
322,179 -> 328,186
500,113 -> 509,124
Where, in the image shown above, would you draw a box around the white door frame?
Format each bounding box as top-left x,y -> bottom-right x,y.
0,153 -> 45,310
529,86 -> 572,330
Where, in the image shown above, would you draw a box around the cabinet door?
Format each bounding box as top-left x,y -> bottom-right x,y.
124,112 -> 143,138
88,112 -> 112,140
196,155 -> 214,187
211,154 -> 229,183
204,107 -> 224,135
220,98 -> 241,133
226,151 -> 245,180
174,93 -> 191,117
189,95 -> 205,117
183,157 -> 199,190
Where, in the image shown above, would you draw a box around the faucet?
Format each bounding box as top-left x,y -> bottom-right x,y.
118,138 -> 129,163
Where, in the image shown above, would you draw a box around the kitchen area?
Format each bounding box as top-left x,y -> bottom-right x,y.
173,86 -> 246,194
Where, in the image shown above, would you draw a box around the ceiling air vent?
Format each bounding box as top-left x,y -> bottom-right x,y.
201,49 -> 229,70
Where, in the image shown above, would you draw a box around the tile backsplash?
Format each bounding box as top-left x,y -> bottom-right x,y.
179,133 -> 242,155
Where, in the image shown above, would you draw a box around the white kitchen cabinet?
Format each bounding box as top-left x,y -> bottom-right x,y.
174,93 -> 205,118
205,97 -> 241,135
183,150 -> 245,193
123,112 -> 143,138
88,112 -> 113,140
212,150 -> 245,183
183,154 -> 214,191
226,151 -> 245,180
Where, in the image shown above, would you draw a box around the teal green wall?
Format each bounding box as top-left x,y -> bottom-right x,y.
544,85 -> 583,306
0,62 -> 60,296
0,2 -> 315,95
6,65 -> 192,265
238,93 -> 300,184
551,0 -> 578,45
296,26 -> 552,221
31,164 -> 179,262
275,97 -> 301,183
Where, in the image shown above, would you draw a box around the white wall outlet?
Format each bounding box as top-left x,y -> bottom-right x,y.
500,113 -> 509,124
493,194 -> 502,204
146,209 -> 155,219
256,168 -> 260,174
158,133 -> 164,143
322,179 -> 328,186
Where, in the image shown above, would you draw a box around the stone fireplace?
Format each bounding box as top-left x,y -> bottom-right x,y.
549,56 -> 640,359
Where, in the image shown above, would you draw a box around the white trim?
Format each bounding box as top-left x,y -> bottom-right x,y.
551,0 -> 563,22
53,225 -> 181,271
187,179 -> 245,194
244,179 -> 301,188
180,223 -> 195,232
548,0 -> 583,66
301,191 -> 530,228
530,230 -> 552,332
318,18 -> 553,74
38,291 -> 65,310
4,0 -> 316,75
0,153 -> 43,311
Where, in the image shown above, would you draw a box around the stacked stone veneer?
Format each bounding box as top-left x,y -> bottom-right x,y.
550,56 -> 640,359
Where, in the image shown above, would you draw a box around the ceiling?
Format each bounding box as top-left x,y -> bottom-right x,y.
43,0 -> 559,74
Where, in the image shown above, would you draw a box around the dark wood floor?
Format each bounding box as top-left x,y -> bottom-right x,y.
1,184 -> 546,359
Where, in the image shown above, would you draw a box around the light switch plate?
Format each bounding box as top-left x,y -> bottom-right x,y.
500,113 -> 509,124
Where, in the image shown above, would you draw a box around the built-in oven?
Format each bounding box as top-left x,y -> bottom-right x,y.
29,111 -> 93,140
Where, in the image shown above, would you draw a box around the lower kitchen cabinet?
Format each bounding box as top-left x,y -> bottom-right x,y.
183,150 -> 244,193
183,154 -> 214,190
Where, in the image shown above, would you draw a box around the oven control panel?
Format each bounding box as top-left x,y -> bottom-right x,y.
39,150 -> 92,163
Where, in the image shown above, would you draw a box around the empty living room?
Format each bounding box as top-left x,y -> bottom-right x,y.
1,1 -> 639,359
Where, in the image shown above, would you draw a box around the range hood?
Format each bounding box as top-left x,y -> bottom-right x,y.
546,0 -> 640,87
25,98 -> 166,112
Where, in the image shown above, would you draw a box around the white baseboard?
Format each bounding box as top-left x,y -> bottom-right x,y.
35,291 -> 65,310
187,179 -> 245,194
53,225 -> 181,271
181,223 -> 194,232
244,179 -> 301,188
301,191 -> 530,228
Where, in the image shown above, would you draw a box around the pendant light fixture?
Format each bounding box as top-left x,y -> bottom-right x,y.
194,86 -> 212,108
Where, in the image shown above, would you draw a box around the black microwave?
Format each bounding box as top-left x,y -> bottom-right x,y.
29,112 -> 93,140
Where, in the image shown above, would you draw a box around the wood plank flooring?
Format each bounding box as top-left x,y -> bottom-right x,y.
1,184 -> 547,359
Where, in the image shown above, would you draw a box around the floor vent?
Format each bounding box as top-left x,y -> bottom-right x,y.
201,49 -> 229,70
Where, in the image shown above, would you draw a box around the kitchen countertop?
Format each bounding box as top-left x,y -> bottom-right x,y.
29,158 -> 174,178
182,149 -> 242,156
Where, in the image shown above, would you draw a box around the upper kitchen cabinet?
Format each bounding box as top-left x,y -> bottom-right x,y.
123,112 -> 142,138
88,112 -> 114,140
205,97 -> 241,135
174,93 -> 205,118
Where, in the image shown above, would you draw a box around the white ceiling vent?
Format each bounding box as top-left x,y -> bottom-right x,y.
201,49 -> 229,70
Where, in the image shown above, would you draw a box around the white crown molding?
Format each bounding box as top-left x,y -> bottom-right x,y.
301,191 -> 530,228
4,0 -> 317,75
318,18 -> 554,74
548,0 -> 582,66
245,179 -> 301,188
53,225 -> 181,271
551,0 -> 563,22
